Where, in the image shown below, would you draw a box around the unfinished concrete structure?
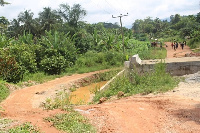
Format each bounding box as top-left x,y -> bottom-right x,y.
125,54 -> 200,76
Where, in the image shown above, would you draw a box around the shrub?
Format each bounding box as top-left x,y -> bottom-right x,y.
32,44 -> 46,69
74,51 -> 124,70
105,51 -> 125,66
0,50 -> 24,83
8,44 -> 37,73
40,31 -> 77,66
40,48 -> 67,75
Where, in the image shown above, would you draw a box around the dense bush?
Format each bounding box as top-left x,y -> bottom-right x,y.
40,48 -> 67,75
8,44 -> 37,73
0,50 -> 24,83
75,51 -> 125,68
0,34 -> 10,48
74,30 -> 93,54
40,31 -> 77,66
104,51 -> 125,66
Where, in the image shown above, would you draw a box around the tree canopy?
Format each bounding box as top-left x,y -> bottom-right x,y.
0,0 -> 10,6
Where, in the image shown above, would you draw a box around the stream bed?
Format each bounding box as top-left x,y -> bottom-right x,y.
70,81 -> 107,104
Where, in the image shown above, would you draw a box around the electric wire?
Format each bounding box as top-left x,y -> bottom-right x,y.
86,0 -> 112,22
89,0 -> 112,14
104,0 -> 121,14
113,0 -> 129,14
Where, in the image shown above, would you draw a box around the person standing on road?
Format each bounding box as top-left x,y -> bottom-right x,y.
180,42 -> 184,50
176,42 -> 178,49
173,42 -> 176,51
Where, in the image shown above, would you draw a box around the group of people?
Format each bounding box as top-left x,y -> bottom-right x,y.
171,40 -> 186,51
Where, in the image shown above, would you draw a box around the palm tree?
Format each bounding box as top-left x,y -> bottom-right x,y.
0,16 -> 9,33
39,7 -> 62,33
0,0 -> 10,6
7,18 -> 22,37
18,10 -> 35,34
58,3 -> 86,28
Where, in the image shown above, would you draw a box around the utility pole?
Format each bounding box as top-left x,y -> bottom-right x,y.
112,13 -> 128,53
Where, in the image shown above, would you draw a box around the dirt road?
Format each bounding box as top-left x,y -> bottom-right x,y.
165,42 -> 192,58
0,70 -> 108,133
1,44 -> 200,133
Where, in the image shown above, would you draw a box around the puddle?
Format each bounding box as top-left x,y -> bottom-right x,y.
70,81 -> 107,104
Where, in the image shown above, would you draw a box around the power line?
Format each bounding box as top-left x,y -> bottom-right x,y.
88,0 -> 112,14
112,13 -> 128,53
114,0 -> 129,14
104,0 -> 121,14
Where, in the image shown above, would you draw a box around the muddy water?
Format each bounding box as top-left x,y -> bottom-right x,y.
70,81 -> 107,104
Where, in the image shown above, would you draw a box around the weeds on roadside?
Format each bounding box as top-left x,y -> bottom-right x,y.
0,118 -> 13,132
93,62 -> 179,102
8,122 -> 40,133
42,91 -> 72,111
45,111 -> 96,133
43,91 -> 96,133
0,81 -> 9,102
0,119 -> 40,133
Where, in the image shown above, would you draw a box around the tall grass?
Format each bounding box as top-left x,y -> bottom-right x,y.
139,47 -> 167,60
68,51 -> 125,74
93,62 -> 179,102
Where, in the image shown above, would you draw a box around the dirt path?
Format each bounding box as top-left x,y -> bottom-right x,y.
1,43 -> 200,133
0,70 -> 108,133
165,42 -> 192,58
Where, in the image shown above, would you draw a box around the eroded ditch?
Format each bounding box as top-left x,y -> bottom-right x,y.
70,81 -> 107,104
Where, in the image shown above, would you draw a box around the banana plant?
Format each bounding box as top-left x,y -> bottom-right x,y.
0,33 -> 11,48
17,31 -> 34,45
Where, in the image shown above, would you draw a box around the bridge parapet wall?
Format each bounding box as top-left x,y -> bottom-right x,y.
125,55 -> 200,76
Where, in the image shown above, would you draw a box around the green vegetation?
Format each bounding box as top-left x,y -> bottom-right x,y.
139,47 -> 167,60
93,62 -> 179,102
0,0 -> 10,6
0,81 -> 9,102
0,119 -> 40,133
43,91 -> 72,111
0,2 -> 199,133
8,123 -> 40,133
43,90 -> 96,133
0,118 -> 13,132
2,2 -> 197,84
45,111 -> 96,133
132,14 -> 200,48
0,118 -> 13,126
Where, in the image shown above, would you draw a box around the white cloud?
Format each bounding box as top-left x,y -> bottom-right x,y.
0,0 -> 199,28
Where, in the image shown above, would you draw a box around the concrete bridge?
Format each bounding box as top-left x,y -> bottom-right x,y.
125,54 -> 200,76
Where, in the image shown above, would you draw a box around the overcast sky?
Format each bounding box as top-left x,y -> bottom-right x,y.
0,0 -> 200,28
